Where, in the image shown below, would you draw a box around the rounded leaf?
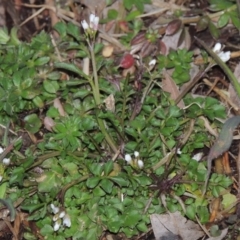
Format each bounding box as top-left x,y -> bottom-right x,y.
86,176 -> 101,188
24,114 -> 42,134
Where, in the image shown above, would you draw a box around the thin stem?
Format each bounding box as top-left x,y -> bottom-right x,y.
88,41 -> 118,153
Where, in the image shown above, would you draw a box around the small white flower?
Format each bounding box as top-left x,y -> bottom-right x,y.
177,149 -> 182,155
134,151 -> 139,157
192,152 -> 203,162
218,51 -> 231,62
212,43 -> 230,62
59,211 -> 66,219
63,214 -> 71,227
89,14 -> 99,31
213,43 -> 221,52
0,147 -> 4,154
2,158 -> 10,165
149,59 -> 156,67
124,154 -> 132,163
0,176 -> 3,182
53,220 -> 61,231
81,20 -> 89,30
50,204 -> 60,214
137,160 -> 144,169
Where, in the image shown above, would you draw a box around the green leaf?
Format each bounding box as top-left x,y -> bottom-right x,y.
100,178 -> 113,194
123,0 -> 133,10
38,171 -> 62,192
24,114 -> 42,134
88,163 -> 103,176
137,222 -> 148,232
40,224 -> 54,236
34,57 -> 50,66
107,220 -> 122,233
186,205 -> 196,220
135,175 -> 152,186
33,96 -> 44,108
9,167 -> 25,185
54,62 -> 88,78
107,9 -> 118,20
0,27 -> 10,44
53,22 -> 67,37
126,10 -> 141,21
197,206 -> 210,223
21,203 -> 45,213
20,78 -> 33,90
103,161 -> 113,176
123,210 -> 141,228
110,176 -> 129,187
208,21 -> 220,39
67,22 -> 81,40
9,27 -> 20,45
93,186 -> 106,197
218,13 -> 230,28
86,176 -> 101,188
73,89 -> 91,99
43,80 -> 59,94
0,198 -> 15,221
47,71 -> 61,80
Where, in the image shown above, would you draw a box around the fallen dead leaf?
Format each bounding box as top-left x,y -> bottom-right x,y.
104,94 -> 115,112
150,212 -> 204,240
162,70 -> 185,108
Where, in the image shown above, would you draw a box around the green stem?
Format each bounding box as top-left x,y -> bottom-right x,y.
89,43 -> 118,153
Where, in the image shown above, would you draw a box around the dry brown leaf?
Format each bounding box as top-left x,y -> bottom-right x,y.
150,212 -> 204,240
162,70 -> 185,108
162,27 -> 191,54
102,45 -> 114,57
104,94 -> 115,112
43,116 -> 55,132
229,63 -> 240,107
53,98 -> 65,117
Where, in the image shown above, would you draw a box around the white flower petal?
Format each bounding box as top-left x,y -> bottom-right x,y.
53,220 -> 61,231
213,43 -> 221,53
59,211 -> 66,218
218,51 -> 230,62
81,20 -> 89,30
0,176 -> 3,182
137,160 -> 144,169
177,149 -> 182,155
63,214 -> 71,227
124,154 -> 132,162
2,158 -> 10,165
192,152 -> 203,162
134,151 -> 139,157
149,59 -> 156,66
0,147 -> 4,154
50,204 -> 60,214
89,14 -> 95,23
92,16 -> 99,30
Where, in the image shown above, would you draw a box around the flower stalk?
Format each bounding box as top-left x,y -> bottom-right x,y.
82,14 -> 118,153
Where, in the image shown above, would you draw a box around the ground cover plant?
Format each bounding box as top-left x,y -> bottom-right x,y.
0,0 -> 240,239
